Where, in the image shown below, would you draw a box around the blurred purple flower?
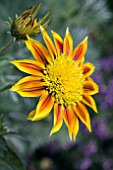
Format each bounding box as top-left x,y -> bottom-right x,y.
100,56 -> 113,71
80,158 -> 92,170
93,56 -> 113,110
65,141 -> 75,150
103,160 -> 113,170
46,141 -> 61,154
96,122 -> 108,139
92,116 -> 109,139
83,140 -> 97,156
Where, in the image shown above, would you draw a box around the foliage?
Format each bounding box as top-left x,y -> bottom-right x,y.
0,115 -> 25,169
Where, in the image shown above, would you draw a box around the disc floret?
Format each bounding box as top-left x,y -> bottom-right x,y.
43,54 -> 85,107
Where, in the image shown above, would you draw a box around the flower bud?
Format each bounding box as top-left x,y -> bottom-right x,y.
11,3 -> 51,40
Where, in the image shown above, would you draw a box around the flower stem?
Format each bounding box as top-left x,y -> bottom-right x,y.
0,131 -> 19,136
0,38 -> 15,54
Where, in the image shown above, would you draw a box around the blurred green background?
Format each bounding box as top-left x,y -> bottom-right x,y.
0,0 -> 113,170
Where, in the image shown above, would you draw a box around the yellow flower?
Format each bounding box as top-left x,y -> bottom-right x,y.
11,4 -> 51,40
10,27 -> 99,140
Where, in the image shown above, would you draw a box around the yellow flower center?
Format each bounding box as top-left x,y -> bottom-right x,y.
43,55 -> 85,107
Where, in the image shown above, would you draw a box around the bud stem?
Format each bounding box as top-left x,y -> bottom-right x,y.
0,38 -> 15,54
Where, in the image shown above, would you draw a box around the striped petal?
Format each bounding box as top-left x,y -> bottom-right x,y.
82,62 -> 95,78
32,94 -> 54,121
25,36 -> 51,64
10,76 -> 45,97
83,80 -> 99,95
81,94 -> 98,113
50,103 -> 63,136
40,26 -> 57,59
51,30 -> 63,55
62,106 -> 79,140
63,28 -> 73,56
74,102 -> 92,132
71,37 -> 88,63
11,59 -> 45,76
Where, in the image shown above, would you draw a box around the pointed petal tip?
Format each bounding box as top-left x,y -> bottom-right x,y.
10,60 -> 20,66
82,36 -> 88,44
26,35 -> 30,40
51,30 -> 54,34
10,61 -> 15,65
31,116 -> 39,121
85,36 -> 88,40
84,36 -> 88,43
40,25 -> 44,31
94,107 -> 98,114
66,27 -> 69,34
38,2 -> 42,7
69,133 -> 73,141
10,85 -> 18,92
73,136 -> 77,141
88,125 -> 92,133
49,131 -> 53,137
27,117 -> 32,121
27,115 -> 36,121
10,87 -> 13,91
27,109 -> 36,121
10,87 -> 14,91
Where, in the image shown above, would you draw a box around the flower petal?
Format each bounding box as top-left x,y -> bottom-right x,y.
40,26 -> 57,59
32,94 -> 54,121
81,94 -> 98,113
50,103 -> 63,136
51,30 -> 63,55
11,59 -> 45,76
82,62 -> 95,78
27,109 -> 36,120
63,28 -> 73,56
71,37 -> 88,63
10,76 -> 45,97
83,80 -> 99,95
25,36 -> 51,64
74,102 -> 92,132
62,106 -> 79,140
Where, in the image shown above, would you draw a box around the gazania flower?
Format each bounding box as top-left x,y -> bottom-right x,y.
10,27 -> 99,140
11,3 -> 51,40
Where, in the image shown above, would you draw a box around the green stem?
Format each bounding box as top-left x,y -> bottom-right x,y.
0,131 -> 19,136
0,38 -> 15,54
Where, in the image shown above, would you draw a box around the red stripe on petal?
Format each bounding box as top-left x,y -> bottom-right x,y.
32,94 -> 54,120
56,39 -> 63,54
83,80 -> 99,95
82,63 -> 95,78
74,102 -> 92,132
11,59 -> 45,76
41,26 -> 57,59
82,94 -> 98,113
50,103 -> 63,136
10,76 -> 45,97
65,39 -> 70,55
73,45 -> 83,60
63,106 -> 79,140
25,37 -> 51,64
32,43 -> 50,64
51,30 -> 63,56
63,28 -> 73,56
71,37 -> 88,63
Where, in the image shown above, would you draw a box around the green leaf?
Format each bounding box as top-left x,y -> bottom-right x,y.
0,83 -> 13,92
0,137 -> 25,170
0,114 -> 6,133
0,57 -> 12,66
